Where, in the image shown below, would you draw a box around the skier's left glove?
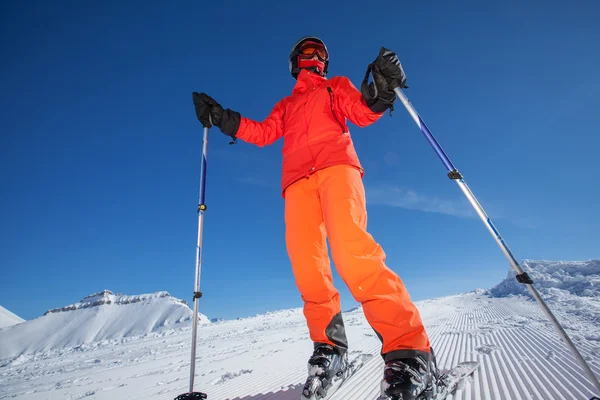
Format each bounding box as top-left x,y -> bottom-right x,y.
192,92 -> 240,138
361,47 -> 407,113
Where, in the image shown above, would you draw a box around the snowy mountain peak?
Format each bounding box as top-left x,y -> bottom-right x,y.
44,290 -> 187,315
0,306 -> 25,329
0,290 -> 208,359
83,289 -> 114,299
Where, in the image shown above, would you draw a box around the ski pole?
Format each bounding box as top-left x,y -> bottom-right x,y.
175,119 -> 210,400
392,85 -> 600,395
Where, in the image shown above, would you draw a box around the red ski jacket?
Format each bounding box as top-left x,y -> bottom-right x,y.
235,69 -> 385,196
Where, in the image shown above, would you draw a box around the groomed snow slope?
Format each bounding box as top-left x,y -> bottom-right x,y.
0,294 -> 598,399
0,261 -> 599,399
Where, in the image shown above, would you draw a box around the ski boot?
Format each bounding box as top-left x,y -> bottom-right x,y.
301,344 -> 348,399
377,355 -> 436,400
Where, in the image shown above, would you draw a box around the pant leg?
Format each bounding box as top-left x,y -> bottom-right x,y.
284,175 -> 348,352
317,165 -> 430,361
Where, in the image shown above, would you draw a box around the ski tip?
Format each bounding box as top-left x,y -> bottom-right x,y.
456,361 -> 480,368
447,361 -> 480,378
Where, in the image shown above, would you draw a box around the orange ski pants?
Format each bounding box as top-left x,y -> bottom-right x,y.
284,165 -> 430,360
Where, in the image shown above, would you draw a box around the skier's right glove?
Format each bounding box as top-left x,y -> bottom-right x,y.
192,92 -> 241,139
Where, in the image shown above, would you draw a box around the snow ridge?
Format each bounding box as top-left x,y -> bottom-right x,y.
488,259 -> 600,324
0,290 -> 209,359
0,305 -> 25,328
44,290 -> 187,315
488,259 -> 600,298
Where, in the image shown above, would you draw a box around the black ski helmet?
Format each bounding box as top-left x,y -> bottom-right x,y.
288,36 -> 329,79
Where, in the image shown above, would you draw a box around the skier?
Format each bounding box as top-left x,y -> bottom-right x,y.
193,36 -> 436,400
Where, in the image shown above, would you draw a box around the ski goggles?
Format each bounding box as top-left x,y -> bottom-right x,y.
298,41 -> 328,61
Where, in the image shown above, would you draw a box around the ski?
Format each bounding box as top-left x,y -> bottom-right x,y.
301,355 -> 365,400
376,361 -> 480,400
433,361 -> 480,399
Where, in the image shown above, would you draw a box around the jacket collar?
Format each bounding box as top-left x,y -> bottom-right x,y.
292,69 -> 327,95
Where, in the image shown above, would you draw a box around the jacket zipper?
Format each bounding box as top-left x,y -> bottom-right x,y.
305,91 -> 315,177
327,87 -> 345,133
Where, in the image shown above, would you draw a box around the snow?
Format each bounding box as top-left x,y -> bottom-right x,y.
0,261 -> 599,399
488,259 -> 600,336
488,259 -> 600,298
0,305 -> 25,328
0,290 -> 210,359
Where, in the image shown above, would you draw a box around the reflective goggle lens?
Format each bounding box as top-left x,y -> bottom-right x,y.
299,42 -> 328,59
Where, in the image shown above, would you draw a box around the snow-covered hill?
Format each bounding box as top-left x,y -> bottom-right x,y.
0,261 -> 599,400
489,259 -> 600,298
0,305 -> 25,328
0,290 -> 210,359
488,259 -> 600,341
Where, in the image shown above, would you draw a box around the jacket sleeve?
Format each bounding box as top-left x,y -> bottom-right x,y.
333,77 -> 384,127
234,101 -> 285,147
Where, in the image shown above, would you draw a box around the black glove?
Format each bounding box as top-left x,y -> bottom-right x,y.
192,92 -> 241,138
373,47 -> 407,90
361,47 -> 407,113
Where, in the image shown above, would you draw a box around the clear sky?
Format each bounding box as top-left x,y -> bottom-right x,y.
1,0 -> 599,321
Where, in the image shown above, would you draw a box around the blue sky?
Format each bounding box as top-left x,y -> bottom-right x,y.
1,1 -> 599,321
